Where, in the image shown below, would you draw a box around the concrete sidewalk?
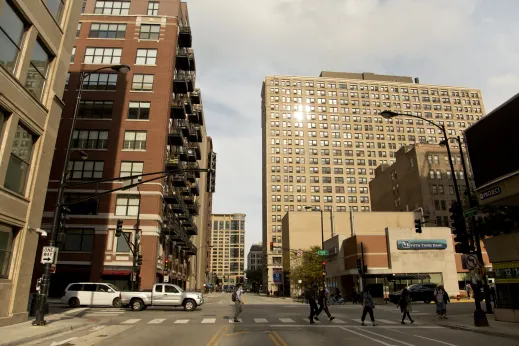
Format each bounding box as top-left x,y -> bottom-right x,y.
0,308 -> 105,346
426,312 -> 519,340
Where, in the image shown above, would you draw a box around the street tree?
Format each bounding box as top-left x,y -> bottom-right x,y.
290,245 -> 323,289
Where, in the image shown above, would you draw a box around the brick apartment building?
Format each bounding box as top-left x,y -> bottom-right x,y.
31,0 -> 215,297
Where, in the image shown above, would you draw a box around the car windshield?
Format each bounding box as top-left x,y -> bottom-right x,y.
175,285 -> 184,292
107,284 -> 120,291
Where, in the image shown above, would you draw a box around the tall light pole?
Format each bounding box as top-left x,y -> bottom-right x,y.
304,206 -> 325,288
34,64 -> 130,326
440,136 -> 493,313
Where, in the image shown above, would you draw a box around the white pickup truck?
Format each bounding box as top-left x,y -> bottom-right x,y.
119,283 -> 204,311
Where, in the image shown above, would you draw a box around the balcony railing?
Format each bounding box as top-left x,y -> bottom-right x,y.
187,202 -> 199,215
173,70 -> 196,94
189,142 -> 202,160
166,146 -> 187,171
190,183 -> 200,196
170,173 -> 187,187
176,47 -> 195,71
178,25 -> 192,48
171,95 -> 186,119
187,162 -> 200,177
168,125 -> 184,146
190,90 -> 201,104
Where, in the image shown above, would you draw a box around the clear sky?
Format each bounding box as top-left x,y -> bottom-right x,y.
186,0 -> 519,253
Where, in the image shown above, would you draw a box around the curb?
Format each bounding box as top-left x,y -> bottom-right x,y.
1,319 -> 108,346
434,322 -> 519,341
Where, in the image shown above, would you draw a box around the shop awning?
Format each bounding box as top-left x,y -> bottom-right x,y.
102,269 -> 132,276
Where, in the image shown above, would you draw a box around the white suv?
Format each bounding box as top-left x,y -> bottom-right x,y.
62,282 -> 121,308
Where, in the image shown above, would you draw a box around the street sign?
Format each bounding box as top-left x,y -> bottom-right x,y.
41,246 -> 58,264
463,207 -> 478,218
163,276 -> 169,283
462,254 -> 479,270
317,250 -> 329,256
296,250 -> 303,257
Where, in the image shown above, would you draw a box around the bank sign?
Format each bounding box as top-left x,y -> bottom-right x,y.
397,240 -> 447,250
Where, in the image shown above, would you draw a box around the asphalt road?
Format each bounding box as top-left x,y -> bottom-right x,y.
20,294 -> 515,346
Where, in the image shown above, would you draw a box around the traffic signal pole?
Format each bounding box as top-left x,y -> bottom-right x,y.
457,136 -> 493,314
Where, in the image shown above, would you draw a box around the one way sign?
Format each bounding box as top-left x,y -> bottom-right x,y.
41,246 -> 58,265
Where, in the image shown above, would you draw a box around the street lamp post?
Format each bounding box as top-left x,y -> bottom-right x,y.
304,206 -> 325,288
34,64 -> 130,326
440,136 -> 493,314
382,110 -> 489,325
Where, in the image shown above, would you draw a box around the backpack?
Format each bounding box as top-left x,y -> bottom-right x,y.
231,291 -> 237,302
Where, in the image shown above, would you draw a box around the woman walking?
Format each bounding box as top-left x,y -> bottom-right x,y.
399,288 -> 414,324
360,288 -> 378,326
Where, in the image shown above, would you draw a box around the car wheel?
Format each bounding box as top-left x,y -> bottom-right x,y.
112,297 -> 122,308
68,297 -> 80,308
183,299 -> 196,311
131,299 -> 145,311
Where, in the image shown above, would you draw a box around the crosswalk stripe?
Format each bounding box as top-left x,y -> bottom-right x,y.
254,318 -> 268,323
332,318 -> 347,324
351,319 -> 364,324
201,318 -> 216,324
229,318 -> 242,323
148,319 -> 165,324
377,319 -> 398,324
121,319 -> 140,324
279,318 -> 295,323
174,319 -> 190,324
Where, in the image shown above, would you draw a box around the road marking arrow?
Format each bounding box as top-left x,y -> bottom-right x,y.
50,337 -> 77,346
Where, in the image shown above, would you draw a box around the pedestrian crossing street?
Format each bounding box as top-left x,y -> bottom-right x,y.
111,317 -> 426,326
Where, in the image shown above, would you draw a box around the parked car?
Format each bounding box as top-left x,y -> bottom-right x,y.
388,283 -> 438,304
62,282 -> 122,308
119,283 -> 204,311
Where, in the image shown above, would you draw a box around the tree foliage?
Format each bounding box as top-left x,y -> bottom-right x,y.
245,268 -> 263,285
289,246 -> 323,288
474,204 -> 519,237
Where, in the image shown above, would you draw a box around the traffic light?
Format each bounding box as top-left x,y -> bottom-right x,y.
206,152 -> 216,193
270,242 -> 274,251
115,219 -> 123,237
322,261 -> 327,276
414,219 -> 422,233
137,255 -> 143,266
164,259 -> 169,270
449,201 -> 471,254
57,205 -> 71,247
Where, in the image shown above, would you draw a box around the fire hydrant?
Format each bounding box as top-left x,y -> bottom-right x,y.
457,294 -> 460,301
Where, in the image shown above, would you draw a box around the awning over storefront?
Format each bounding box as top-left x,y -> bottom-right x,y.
102,269 -> 132,276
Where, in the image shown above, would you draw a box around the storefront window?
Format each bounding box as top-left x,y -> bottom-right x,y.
0,223 -> 14,279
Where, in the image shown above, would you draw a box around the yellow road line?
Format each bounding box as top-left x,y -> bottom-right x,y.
272,331 -> 288,346
212,326 -> 230,346
224,331 -> 249,336
206,326 -> 227,346
268,333 -> 281,346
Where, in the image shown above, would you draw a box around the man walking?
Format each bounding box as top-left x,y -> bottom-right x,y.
305,284 -> 319,324
315,286 -> 335,321
233,283 -> 244,322
360,288 -> 378,326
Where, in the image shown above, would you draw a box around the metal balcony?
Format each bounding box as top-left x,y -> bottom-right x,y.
186,148 -> 197,162
187,202 -> 199,216
188,125 -> 202,143
173,70 -> 195,94
168,126 -> 184,146
198,107 -> 204,126
170,173 -> 187,187
176,47 -> 195,71
185,244 -> 197,255
177,210 -> 189,220
188,162 -> 200,177
190,90 -> 201,104
186,171 -> 196,183
183,193 -> 194,205
171,95 -> 186,119
189,142 -> 202,160
178,25 -> 192,48
184,96 -> 193,115
175,119 -> 191,137
191,183 -> 200,196
184,221 -> 198,236
166,147 -> 187,171
163,187 -> 181,204
171,195 -> 188,214
181,186 -> 193,198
